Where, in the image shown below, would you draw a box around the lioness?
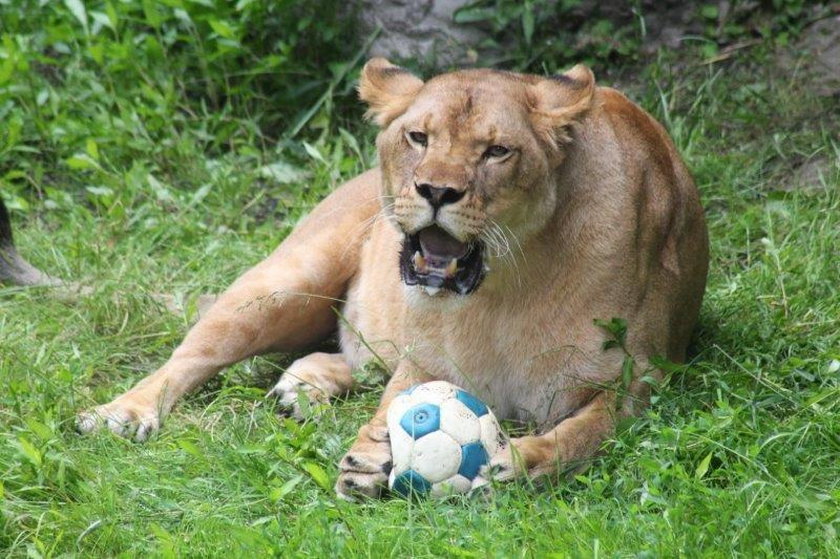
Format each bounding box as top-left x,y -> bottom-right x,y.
75,59 -> 709,499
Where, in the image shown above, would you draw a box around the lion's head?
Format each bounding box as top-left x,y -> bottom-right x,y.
359,58 -> 595,296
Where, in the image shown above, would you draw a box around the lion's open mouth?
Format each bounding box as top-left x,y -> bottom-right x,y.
399,225 -> 486,295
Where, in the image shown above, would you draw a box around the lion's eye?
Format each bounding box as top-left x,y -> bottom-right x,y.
484,145 -> 510,159
408,131 -> 428,147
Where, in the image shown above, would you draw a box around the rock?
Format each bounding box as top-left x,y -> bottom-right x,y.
358,0 -> 488,66
355,1 -> 729,68
792,15 -> 840,97
786,156 -> 835,191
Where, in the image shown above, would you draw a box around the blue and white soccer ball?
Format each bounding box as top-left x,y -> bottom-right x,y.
386,381 -> 504,498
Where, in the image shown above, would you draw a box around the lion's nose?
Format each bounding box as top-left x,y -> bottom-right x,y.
415,183 -> 465,209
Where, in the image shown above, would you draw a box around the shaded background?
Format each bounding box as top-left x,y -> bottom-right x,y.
0,1 -> 836,209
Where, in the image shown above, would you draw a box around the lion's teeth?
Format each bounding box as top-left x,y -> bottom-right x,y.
413,251 -> 427,273
445,258 -> 459,278
423,286 -> 441,296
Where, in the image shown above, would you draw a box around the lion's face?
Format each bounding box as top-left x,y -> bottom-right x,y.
359,59 -> 595,296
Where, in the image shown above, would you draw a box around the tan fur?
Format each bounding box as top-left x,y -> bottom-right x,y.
77,60 -> 709,500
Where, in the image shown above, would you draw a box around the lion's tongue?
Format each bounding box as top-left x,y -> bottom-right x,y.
418,226 -> 468,262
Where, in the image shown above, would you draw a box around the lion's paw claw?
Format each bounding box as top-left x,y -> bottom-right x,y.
479,445 -> 518,482
267,374 -> 329,420
335,437 -> 392,500
75,401 -> 161,442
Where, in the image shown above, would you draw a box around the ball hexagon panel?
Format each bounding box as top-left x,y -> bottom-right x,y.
431,474 -> 473,497
399,402 -> 440,440
388,417 -> 416,471
438,398 -> 481,445
402,384 -> 421,396
408,429 -> 463,482
479,412 -> 504,455
455,389 -> 489,417
408,381 -> 457,405
391,469 -> 431,497
386,393 -> 414,431
458,441 -> 489,479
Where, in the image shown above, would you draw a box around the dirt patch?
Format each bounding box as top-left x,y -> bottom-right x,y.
771,11 -> 840,190
777,12 -> 840,98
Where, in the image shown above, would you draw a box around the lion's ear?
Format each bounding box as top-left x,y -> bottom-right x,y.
528,64 -> 596,147
358,58 -> 424,127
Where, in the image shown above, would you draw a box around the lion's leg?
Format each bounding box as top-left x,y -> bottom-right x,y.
76,255 -> 344,440
77,171 -> 382,440
483,391 -> 618,482
267,352 -> 354,419
484,357 -> 658,483
335,362 -> 434,500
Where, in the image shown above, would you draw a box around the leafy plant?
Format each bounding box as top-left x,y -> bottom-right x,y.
0,0 -> 367,208
451,0 -> 823,73
453,0 -> 644,72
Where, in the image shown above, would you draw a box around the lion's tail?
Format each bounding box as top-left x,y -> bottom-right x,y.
0,196 -> 63,287
1,196 -> 217,318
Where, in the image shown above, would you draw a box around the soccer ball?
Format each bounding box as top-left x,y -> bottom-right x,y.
386,381 -> 504,498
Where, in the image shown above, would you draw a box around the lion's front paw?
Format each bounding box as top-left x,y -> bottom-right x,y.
266,372 -> 330,420
479,436 -> 542,484
479,444 -> 521,482
76,396 -> 162,442
267,353 -> 353,420
335,424 -> 392,500
479,435 -> 559,485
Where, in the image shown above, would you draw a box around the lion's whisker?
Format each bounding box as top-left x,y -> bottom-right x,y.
482,220 -> 522,288
500,223 -> 526,265
340,203 -> 400,261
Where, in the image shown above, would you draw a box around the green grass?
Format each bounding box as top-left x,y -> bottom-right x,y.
2,4 -> 839,557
